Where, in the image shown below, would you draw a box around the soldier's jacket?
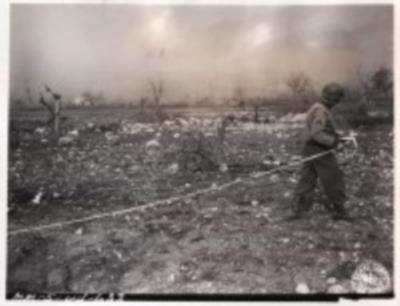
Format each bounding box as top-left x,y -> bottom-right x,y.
303,102 -> 339,150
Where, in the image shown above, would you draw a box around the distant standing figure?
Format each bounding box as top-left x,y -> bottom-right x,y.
288,82 -> 351,221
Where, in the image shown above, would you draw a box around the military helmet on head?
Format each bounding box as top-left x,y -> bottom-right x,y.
321,82 -> 345,103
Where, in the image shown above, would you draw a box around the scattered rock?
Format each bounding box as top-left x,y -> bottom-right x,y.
251,200 -> 259,207
146,139 -> 160,148
283,191 -> 291,198
32,190 -> 43,205
58,135 -> 75,145
327,283 -> 350,294
219,163 -> 228,173
67,129 -> 79,137
105,131 -> 119,142
326,277 -> 337,285
34,127 -> 46,134
165,163 -> 179,175
52,192 -> 60,199
295,282 -> 310,294
351,260 -> 392,293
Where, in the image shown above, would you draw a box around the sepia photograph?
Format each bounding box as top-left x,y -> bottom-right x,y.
4,0 -> 395,301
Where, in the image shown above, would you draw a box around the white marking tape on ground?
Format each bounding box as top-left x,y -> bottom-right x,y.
8,150 -> 333,237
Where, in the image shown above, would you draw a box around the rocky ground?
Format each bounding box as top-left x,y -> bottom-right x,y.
7,111 -> 393,297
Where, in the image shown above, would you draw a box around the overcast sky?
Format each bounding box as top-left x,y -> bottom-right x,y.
10,4 -> 393,102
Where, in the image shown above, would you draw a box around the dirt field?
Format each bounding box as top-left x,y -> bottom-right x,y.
7,108 -> 393,297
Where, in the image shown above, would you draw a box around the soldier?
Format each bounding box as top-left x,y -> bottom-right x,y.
288,82 -> 352,221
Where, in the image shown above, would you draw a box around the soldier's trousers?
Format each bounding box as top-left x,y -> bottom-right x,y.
292,146 -> 346,216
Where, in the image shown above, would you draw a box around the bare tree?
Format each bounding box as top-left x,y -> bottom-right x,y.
356,66 -> 375,111
371,67 -> 393,99
139,97 -> 147,115
147,77 -> 164,121
286,71 -> 316,111
40,84 -> 62,135
232,84 -> 246,109
355,65 -> 394,112
25,86 -> 33,105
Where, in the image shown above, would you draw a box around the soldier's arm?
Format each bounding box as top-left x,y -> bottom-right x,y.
310,109 -> 338,148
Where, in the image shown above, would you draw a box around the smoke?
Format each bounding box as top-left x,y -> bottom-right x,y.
10,4 -> 393,103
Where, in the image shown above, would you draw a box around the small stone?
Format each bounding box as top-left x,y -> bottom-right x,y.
327,284 -> 347,294
58,135 -> 74,145
327,277 -> 337,285
35,127 -> 46,134
113,250 -> 123,261
75,227 -> 83,235
68,129 -> 79,137
284,191 -> 291,198
295,283 -> 310,294
169,273 -> 176,282
351,260 -> 392,293
105,131 -> 119,142
251,200 -> 259,207
219,163 -> 228,173
145,138 -> 160,148
32,190 -> 43,205
53,192 -> 60,199
165,163 -> 179,175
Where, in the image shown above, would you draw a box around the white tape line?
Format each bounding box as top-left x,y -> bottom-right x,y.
8,150 -> 333,236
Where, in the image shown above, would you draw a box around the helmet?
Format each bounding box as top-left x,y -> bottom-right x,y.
321,82 -> 345,103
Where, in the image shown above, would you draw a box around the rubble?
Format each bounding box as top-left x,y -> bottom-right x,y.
165,163 -> 179,175
68,129 -> 79,137
295,283 -> 310,294
351,260 -> 391,293
146,139 -> 160,149
327,283 -> 350,294
31,190 -> 43,205
58,135 -> 75,145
